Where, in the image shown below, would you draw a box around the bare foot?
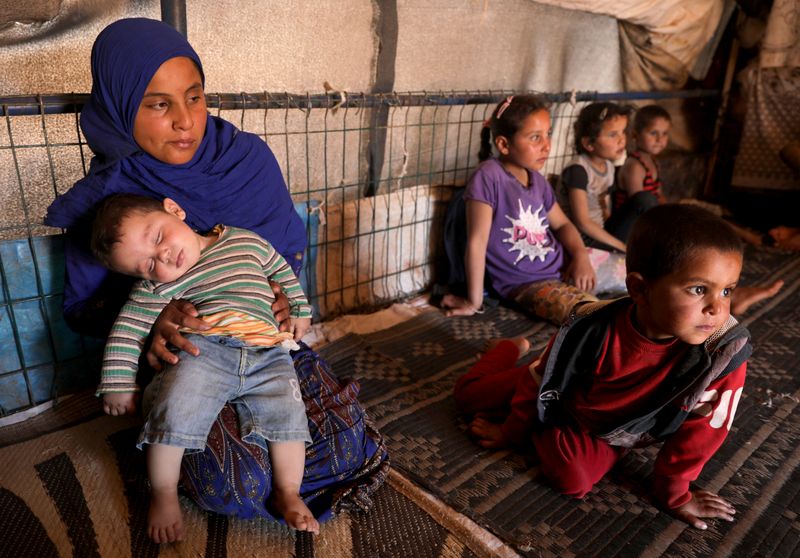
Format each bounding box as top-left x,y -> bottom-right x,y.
731,280 -> 784,315
483,336 -> 530,356
769,226 -> 800,251
148,487 -> 184,544
271,489 -> 320,534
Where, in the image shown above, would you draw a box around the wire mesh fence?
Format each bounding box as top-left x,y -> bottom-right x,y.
0,88 -> 719,417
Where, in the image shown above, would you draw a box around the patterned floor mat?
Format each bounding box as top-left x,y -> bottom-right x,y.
319,246 -> 800,558
0,393 -> 502,558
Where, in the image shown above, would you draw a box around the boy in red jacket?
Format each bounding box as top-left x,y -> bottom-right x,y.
454,203 -> 750,530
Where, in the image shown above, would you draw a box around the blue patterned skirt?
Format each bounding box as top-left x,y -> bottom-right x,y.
179,342 -> 390,521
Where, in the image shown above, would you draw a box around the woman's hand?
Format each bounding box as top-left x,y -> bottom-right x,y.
270,282 -> 293,332
670,489 -> 736,530
563,252 -> 596,293
103,392 -> 138,416
146,299 -> 209,370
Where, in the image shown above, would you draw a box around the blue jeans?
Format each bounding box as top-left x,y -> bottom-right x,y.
139,334 -> 311,452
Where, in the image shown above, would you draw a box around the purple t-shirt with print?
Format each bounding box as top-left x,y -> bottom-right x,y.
465,158 -> 564,298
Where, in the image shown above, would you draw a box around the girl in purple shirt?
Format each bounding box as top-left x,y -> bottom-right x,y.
442,95 -> 597,324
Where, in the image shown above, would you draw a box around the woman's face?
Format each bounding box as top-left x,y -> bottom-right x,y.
133,56 -> 207,165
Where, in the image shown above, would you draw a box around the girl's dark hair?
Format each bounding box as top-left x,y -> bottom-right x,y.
633,104 -> 671,135
573,102 -> 632,154
478,94 -> 550,161
91,194 -> 164,267
626,204 -> 743,281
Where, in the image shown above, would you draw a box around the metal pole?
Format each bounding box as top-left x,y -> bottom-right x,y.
161,0 -> 188,37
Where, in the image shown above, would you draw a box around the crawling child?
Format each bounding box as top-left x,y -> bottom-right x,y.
454,203 -> 751,529
91,194 -> 318,542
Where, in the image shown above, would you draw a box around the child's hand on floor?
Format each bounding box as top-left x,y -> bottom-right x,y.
441,294 -> 482,317
670,489 -> 736,530
469,416 -> 510,449
102,392 -> 138,416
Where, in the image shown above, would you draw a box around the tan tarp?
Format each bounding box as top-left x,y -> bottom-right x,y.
534,0 -> 733,90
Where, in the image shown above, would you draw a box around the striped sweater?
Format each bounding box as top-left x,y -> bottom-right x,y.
98,226 -> 312,394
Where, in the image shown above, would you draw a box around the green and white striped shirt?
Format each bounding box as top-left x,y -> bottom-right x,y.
98,226 -> 311,394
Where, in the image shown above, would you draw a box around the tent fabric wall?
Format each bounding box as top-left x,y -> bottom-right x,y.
732,0 -> 800,191
533,0 -> 734,89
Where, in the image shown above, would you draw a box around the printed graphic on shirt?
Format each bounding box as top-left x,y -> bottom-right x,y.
691,386 -> 743,431
502,200 -> 554,264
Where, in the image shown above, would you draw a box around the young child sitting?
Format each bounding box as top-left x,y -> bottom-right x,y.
441,95 -> 599,325
454,203 -> 751,530
91,194 -> 318,542
615,104 -> 670,239
561,102 -> 640,253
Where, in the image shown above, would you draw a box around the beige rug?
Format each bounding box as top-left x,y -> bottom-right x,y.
0,391 -> 517,558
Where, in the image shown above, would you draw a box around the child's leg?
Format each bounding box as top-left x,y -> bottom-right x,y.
146,444 -> 186,544
232,347 -> 317,532
454,340 -> 530,415
269,441 -> 319,534
532,424 -> 622,498
138,335 -> 239,543
513,280 -> 597,325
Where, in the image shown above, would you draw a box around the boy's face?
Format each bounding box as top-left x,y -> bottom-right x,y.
630,247 -> 743,345
636,117 -> 671,157
108,198 -> 211,283
586,115 -> 627,163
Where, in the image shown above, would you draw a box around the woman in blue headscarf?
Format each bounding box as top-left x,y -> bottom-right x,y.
46,17 -> 388,524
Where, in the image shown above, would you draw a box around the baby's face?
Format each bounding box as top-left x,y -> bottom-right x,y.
636,117 -> 671,156
108,208 -> 207,283
634,247 -> 743,345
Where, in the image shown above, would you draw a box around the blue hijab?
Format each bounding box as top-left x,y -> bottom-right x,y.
45,18 -> 305,319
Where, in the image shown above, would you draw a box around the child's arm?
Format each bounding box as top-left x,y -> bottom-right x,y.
445,199 -> 493,316
547,202 -> 596,293
98,288 -> 167,414
617,157 -> 646,197
652,361 -> 746,529
257,235 -> 312,337
259,244 -> 311,317
566,187 -> 627,253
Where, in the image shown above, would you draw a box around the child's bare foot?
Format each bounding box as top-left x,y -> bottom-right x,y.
271,489 -> 320,534
148,487 -> 184,544
731,280 -> 784,315
769,226 -> 800,250
483,336 -> 530,356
